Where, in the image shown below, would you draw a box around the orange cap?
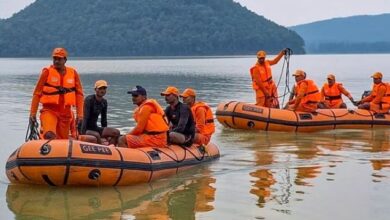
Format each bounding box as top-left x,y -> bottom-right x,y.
327,74 -> 335,80
52,47 -> 68,58
161,86 -> 179,96
257,50 -> 266,58
180,88 -> 196,98
371,72 -> 383,79
293,69 -> 306,77
94,80 -> 108,89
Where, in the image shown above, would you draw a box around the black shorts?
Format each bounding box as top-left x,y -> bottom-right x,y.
87,126 -> 104,136
167,131 -> 194,147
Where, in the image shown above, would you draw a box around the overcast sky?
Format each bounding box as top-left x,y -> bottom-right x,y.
1,0 -> 389,26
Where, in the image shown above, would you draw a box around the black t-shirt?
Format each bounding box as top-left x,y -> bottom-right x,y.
164,102 -> 195,137
81,94 -> 107,134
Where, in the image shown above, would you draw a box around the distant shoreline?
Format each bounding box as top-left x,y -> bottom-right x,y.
0,53 -> 389,60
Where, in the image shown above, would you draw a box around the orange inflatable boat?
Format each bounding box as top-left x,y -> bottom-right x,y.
6,139 -> 219,186
216,101 -> 390,132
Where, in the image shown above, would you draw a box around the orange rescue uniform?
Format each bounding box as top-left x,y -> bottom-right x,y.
191,102 -> 215,145
126,99 -> 169,148
321,82 -> 353,108
250,51 -> 284,107
361,82 -> 390,113
288,79 -> 321,112
30,65 -> 84,139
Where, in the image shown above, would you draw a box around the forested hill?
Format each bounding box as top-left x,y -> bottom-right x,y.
290,14 -> 390,53
0,0 -> 304,57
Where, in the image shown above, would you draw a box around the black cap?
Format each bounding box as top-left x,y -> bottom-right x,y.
127,85 -> 147,96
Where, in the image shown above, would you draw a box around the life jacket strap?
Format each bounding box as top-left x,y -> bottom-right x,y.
305,90 -> 319,96
144,131 -> 166,135
325,95 -> 342,100
206,119 -> 214,124
43,83 -> 76,95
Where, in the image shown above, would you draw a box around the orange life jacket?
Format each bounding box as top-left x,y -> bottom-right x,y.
295,79 -> 321,104
134,99 -> 169,134
40,66 -> 76,106
191,102 -> 215,135
250,62 -> 273,90
372,82 -> 390,104
323,82 -> 343,101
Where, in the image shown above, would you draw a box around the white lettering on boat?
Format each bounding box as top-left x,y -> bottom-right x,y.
80,144 -> 112,155
242,105 -> 263,114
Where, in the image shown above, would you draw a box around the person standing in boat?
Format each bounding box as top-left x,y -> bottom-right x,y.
318,74 -> 355,109
250,49 -> 287,108
29,47 -> 84,139
285,69 -> 321,112
80,80 -> 120,145
357,72 -> 390,113
161,86 -> 195,146
180,88 -> 215,145
117,85 -> 169,148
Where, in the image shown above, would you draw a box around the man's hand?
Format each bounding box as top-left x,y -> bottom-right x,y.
29,115 -> 37,123
353,100 -> 361,106
76,118 -> 83,129
349,98 -> 357,106
283,48 -> 291,55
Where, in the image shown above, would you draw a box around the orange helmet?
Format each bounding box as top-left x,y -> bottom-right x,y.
371,72 -> 383,79
160,86 -> 179,96
293,69 -> 306,77
327,74 -> 336,80
257,50 -> 266,58
52,47 -> 68,58
180,88 -> 196,98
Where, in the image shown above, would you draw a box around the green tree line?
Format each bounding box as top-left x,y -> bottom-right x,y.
0,0 -> 305,57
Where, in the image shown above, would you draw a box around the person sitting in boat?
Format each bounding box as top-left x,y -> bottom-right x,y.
250,48 -> 288,108
80,80 -> 120,145
29,47 -> 84,139
180,88 -> 215,145
356,72 -> 390,113
285,69 -> 321,112
161,86 -> 195,146
318,74 -> 355,109
117,85 -> 169,148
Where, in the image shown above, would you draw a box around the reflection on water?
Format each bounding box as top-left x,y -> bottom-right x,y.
6,167 -> 216,220
1,56 -> 390,219
216,127 -> 390,218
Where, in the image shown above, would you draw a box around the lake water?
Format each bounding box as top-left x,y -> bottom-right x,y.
1,54 -> 390,219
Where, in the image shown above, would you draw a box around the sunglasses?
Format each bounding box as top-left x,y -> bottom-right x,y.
132,94 -> 140,97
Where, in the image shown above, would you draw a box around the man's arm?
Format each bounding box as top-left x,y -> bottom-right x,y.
30,69 -> 49,117
74,71 -> 84,119
371,84 -> 386,104
338,84 -> 354,100
101,99 -> 107,127
81,96 -> 92,134
361,85 -> 376,103
320,86 -> 326,101
288,86 -> 296,101
268,50 -> 285,65
293,82 -> 308,110
195,107 -> 206,132
251,67 -> 269,97
130,105 -> 153,135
